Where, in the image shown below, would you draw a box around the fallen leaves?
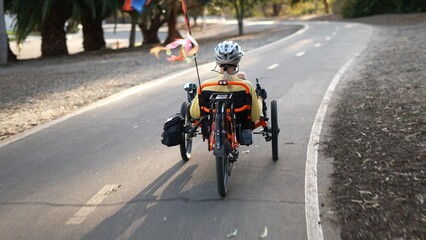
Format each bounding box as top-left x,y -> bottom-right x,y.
226,229 -> 238,238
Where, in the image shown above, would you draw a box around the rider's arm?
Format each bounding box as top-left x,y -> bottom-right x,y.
249,86 -> 261,122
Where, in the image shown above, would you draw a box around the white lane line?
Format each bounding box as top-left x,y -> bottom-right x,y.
267,64 -> 279,70
247,23 -> 308,54
326,37 -> 331,41
296,51 -> 305,57
65,184 -> 120,225
315,43 -> 321,48
305,58 -> 355,240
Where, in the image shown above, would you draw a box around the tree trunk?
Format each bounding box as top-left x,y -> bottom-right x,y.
140,26 -> 161,45
0,0 -> 7,64
139,18 -> 162,45
81,10 -> 105,51
41,11 -> 68,57
7,37 -> 17,61
314,0 -> 319,13
164,0 -> 181,44
138,10 -> 166,45
129,12 -> 138,48
272,3 -> 283,16
234,0 -> 244,36
323,0 -> 330,14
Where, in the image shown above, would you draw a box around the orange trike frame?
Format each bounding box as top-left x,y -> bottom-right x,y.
196,80 -> 268,152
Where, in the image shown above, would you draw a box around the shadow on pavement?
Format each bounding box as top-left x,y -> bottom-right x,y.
82,161 -> 210,239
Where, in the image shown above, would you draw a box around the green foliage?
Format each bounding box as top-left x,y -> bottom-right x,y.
6,31 -> 16,41
287,1 -> 316,15
290,0 -> 305,6
11,0 -> 75,44
206,0 -> 261,18
10,0 -> 121,44
258,0 -> 286,17
4,0 -> 13,11
341,0 -> 426,18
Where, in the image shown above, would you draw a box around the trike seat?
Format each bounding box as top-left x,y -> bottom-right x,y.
198,80 -> 254,130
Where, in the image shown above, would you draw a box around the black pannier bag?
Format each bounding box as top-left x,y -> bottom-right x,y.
161,113 -> 184,147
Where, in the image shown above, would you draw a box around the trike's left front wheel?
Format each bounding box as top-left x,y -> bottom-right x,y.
180,102 -> 192,162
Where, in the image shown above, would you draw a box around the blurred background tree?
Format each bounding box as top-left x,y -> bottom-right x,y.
340,0 -> 426,18
77,0 -> 122,51
3,0 -> 425,60
1,0 -> 7,64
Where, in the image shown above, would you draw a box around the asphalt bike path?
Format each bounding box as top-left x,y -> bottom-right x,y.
0,21 -> 371,239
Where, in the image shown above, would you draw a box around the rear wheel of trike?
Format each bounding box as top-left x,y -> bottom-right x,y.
216,155 -> 229,197
180,102 -> 192,162
271,100 -> 279,161
215,109 -> 229,197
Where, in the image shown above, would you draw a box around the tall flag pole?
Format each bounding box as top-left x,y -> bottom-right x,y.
181,0 -> 201,87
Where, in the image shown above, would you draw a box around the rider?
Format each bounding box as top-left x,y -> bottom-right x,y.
189,41 -> 264,139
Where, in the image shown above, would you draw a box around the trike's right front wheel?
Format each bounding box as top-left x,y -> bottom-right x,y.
271,100 -> 279,161
180,102 -> 192,162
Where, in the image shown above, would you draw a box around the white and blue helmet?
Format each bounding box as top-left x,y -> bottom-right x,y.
214,41 -> 244,66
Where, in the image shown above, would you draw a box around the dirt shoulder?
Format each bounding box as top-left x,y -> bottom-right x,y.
321,13 -> 426,239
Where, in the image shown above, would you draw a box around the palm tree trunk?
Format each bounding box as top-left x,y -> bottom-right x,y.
81,11 -> 105,51
138,12 -> 166,45
8,37 -> 17,61
164,0 -> 181,44
41,11 -> 68,57
140,25 -> 160,45
0,0 -> 7,64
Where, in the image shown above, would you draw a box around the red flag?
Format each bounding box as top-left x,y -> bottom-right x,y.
123,0 -> 151,13
181,0 -> 190,32
123,0 -> 133,11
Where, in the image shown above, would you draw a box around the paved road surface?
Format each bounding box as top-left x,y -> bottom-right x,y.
0,21 -> 371,239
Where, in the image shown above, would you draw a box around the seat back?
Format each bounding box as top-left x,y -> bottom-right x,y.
198,81 -> 253,129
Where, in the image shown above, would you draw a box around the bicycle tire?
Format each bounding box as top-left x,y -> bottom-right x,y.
180,102 -> 192,162
215,103 -> 228,197
271,100 -> 279,161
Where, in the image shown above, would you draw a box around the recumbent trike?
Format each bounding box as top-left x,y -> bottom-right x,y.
162,78 -> 279,197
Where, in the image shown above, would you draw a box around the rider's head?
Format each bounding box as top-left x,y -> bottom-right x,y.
214,41 -> 244,73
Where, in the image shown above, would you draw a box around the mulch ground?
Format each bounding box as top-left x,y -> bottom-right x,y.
322,13 -> 426,239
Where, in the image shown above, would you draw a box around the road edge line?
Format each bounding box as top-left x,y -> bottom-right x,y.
305,57 -> 355,240
305,23 -> 372,240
